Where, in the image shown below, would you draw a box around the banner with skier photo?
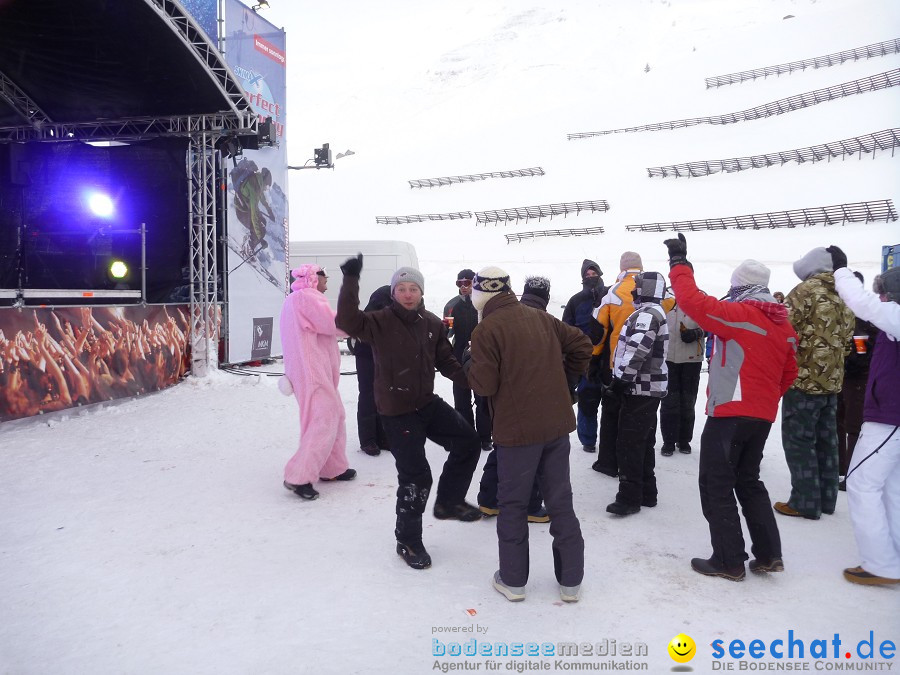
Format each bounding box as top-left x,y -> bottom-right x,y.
223,0 -> 288,363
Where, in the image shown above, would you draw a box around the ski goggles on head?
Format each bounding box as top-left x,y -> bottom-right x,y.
456,279 -> 472,288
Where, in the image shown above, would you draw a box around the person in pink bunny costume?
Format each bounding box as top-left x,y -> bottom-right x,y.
280,264 -> 355,500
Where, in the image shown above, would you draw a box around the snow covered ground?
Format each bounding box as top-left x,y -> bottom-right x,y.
2,0 -> 899,672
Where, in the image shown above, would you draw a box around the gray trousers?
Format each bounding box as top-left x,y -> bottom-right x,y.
496,436 -> 584,587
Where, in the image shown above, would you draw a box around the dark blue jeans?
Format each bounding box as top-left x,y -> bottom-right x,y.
576,376 -> 604,447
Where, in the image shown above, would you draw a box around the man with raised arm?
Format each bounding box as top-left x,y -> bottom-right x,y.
336,254 -> 482,571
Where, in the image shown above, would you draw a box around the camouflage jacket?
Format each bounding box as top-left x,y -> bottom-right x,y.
785,272 -> 855,394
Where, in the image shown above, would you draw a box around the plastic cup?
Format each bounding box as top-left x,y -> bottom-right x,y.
444,316 -> 454,329
853,335 -> 867,355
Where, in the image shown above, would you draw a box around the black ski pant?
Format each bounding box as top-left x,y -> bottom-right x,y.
478,448 -> 543,514
595,393 -> 622,475
355,347 -> 388,449
699,416 -> 782,568
381,397 -> 481,545
452,379 -> 492,443
614,395 -> 660,506
496,436 -> 584,588
660,361 -> 702,447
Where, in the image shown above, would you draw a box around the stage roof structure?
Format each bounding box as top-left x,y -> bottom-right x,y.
0,0 -> 256,142
0,0 -> 262,376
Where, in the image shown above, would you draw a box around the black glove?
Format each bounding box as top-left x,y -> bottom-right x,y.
340,253 -> 364,277
826,245 -> 848,271
461,345 -> 472,376
587,355 -> 604,383
566,372 -> 580,405
681,328 -> 703,344
603,377 -> 631,402
663,233 -> 689,268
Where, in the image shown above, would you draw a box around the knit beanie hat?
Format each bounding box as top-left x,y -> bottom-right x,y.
792,247 -> 833,281
457,268 -> 475,281
522,275 -> 551,303
390,267 -> 424,295
730,259 -> 771,288
620,251 -> 643,271
876,267 -> 900,303
472,266 -> 511,312
290,264 -> 322,292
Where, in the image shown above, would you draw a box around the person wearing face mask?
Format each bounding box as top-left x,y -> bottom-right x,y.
562,259 -> 606,455
335,255 -> 483,571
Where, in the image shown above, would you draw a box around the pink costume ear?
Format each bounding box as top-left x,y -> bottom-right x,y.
290,264 -> 322,291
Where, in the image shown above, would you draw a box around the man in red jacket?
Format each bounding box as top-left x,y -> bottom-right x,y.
664,234 -> 799,582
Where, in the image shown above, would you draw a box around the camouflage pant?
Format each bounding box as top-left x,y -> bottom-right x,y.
781,388 -> 839,518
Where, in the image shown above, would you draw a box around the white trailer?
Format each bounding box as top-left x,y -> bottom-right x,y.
289,240 -> 419,308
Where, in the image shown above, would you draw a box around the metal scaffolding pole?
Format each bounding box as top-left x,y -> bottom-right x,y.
188,132 -> 219,376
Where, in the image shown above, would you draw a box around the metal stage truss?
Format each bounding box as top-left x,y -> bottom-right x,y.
0,0 -> 267,376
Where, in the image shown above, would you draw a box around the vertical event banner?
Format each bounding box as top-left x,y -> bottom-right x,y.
0,305 -> 190,423
223,0 -> 288,362
181,0 -> 218,44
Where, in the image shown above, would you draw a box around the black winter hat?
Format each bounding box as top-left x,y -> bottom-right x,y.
875,267 -> 900,303
457,268 -> 476,281
580,259 -> 602,279
523,276 -> 551,303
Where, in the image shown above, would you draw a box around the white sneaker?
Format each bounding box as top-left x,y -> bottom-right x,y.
492,571 -> 525,602
559,584 -> 581,603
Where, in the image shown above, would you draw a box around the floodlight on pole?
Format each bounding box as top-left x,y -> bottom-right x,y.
252,0 -> 270,11
288,143 -> 349,171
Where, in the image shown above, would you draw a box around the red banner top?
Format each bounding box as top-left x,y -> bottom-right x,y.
254,35 -> 286,66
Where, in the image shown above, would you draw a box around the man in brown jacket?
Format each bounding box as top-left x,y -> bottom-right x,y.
467,266 -> 592,602
336,255 -> 482,571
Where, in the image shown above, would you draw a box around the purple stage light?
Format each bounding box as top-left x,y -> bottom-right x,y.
87,192 -> 114,218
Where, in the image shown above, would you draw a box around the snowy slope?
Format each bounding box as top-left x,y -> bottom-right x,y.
1,0 -> 899,673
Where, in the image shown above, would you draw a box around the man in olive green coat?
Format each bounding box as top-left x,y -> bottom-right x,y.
776,247 -> 855,520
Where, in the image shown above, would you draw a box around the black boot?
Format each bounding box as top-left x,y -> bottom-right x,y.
433,501 -> 482,521
397,541 -> 432,569
606,501 -> 640,516
690,556 -> 745,581
283,481 -> 319,500
322,468 -> 357,481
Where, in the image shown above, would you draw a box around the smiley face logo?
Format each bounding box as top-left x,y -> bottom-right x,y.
667,634 -> 696,663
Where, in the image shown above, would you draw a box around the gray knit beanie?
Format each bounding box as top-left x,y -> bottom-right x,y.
390,267 -> 424,295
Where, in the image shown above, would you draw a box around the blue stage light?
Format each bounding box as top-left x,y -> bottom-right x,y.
87,192 -> 114,218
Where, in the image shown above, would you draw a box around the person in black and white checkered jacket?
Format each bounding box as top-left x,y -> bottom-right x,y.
605,271 -> 670,516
